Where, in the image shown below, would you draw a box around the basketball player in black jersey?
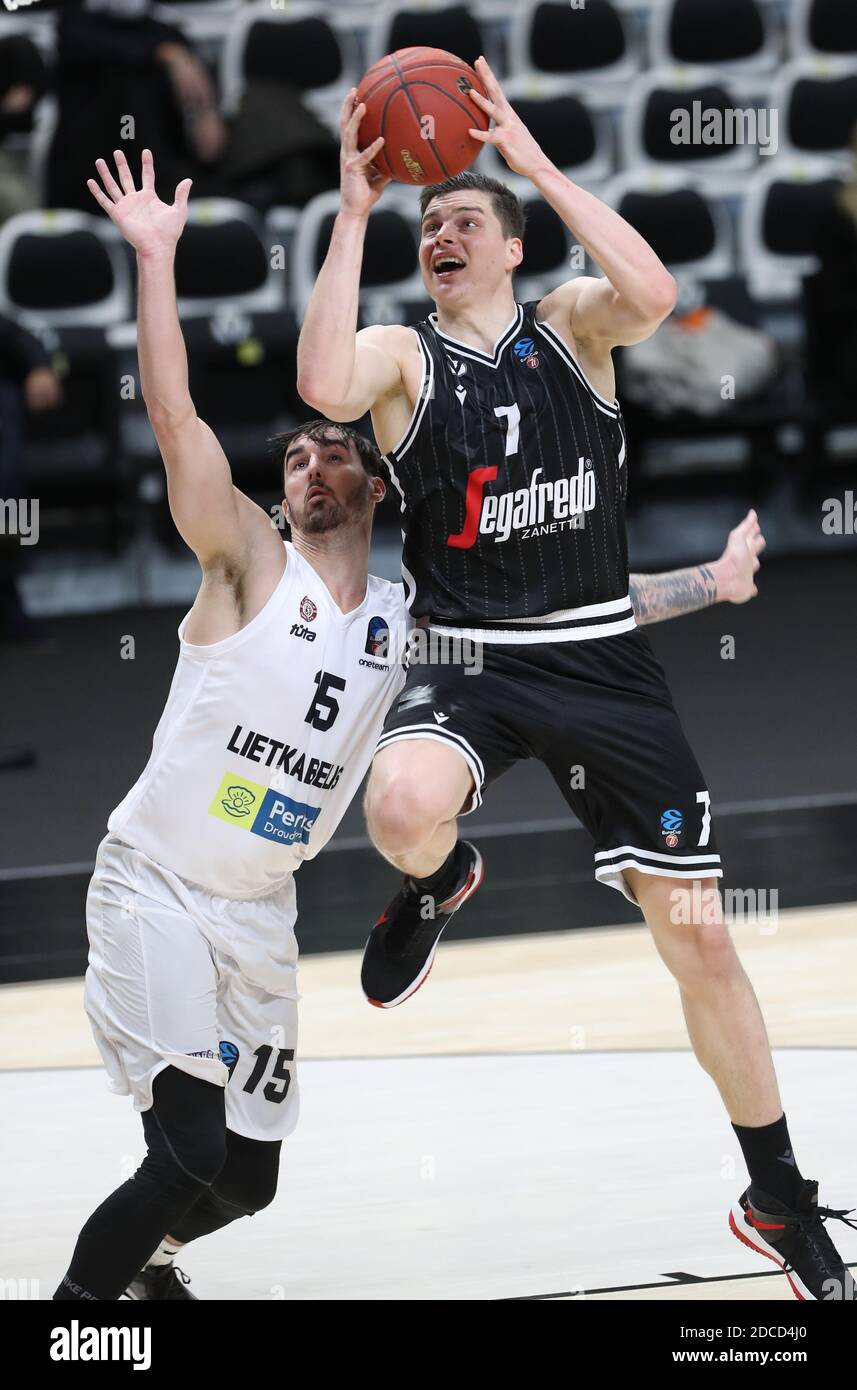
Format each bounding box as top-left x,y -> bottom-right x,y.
297,63 -> 856,1299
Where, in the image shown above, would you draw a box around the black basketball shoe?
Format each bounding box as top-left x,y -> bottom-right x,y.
124,1263 -> 198,1300
729,1178 -> 857,1300
361,841 -> 484,1007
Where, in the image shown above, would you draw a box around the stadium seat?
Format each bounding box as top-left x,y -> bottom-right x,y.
172,199 -> 285,317
771,59 -> 857,159
476,78 -> 614,189
108,306 -> 304,493
151,0 -> 240,44
500,176 -> 580,301
648,0 -> 778,79
790,0 -> 857,60
24,94 -> 58,210
0,212 -> 129,515
0,211 -> 131,327
393,294 -> 436,326
290,189 -> 423,316
0,9 -> 56,57
366,3 -> 486,70
623,67 -> 762,194
740,156 -> 849,299
219,2 -> 363,128
508,0 -> 641,99
603,170 -> 735,282
16,316 -> 124,524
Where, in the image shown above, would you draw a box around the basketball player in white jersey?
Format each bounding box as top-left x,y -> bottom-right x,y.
51,149 -> 407,1301
297,67 -> 857,1300
59,149 -> 778,1303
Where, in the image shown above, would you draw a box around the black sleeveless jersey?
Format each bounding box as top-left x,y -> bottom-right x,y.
383,299 -> 634,643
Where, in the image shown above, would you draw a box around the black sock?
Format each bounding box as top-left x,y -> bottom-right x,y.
732,1113 -> 805,1206
411,842 -> 464,903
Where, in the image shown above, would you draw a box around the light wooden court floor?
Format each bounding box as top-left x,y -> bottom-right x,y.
2,903 -> 855,1300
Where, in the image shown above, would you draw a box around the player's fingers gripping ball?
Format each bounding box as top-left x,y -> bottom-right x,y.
355,46 -> 491,185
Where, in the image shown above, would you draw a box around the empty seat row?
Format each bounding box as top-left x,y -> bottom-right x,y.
474,61 -> 857,195
0,157 -> 849,349
9,0 -> 857,132
156,0 -> 857,96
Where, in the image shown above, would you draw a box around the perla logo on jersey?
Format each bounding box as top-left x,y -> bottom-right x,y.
448,457 -> 597,549
208,773 -> 321,847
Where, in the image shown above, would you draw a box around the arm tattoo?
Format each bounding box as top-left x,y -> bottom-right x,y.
629,564 -> 718,625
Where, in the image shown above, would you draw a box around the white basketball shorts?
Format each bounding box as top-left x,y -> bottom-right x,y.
84,834 -> 300,1142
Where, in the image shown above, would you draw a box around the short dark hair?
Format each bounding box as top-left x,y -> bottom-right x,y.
270,419 -> 385,491
419,172 -> 526,243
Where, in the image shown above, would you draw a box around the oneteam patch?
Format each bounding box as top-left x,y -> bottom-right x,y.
208,772 -> 321,846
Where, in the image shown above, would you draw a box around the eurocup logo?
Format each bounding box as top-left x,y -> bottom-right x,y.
365,615 -> 390,657
660,808 -> 684,833
219,1040 -> 239,1077
513,336 -> 539,369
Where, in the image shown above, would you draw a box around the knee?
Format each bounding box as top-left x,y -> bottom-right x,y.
213,1136 -> 281,1215
365,769 -> 440,857
645,878 -> 742,993
145,1067 -> 229,1187
678,921 -> 740,993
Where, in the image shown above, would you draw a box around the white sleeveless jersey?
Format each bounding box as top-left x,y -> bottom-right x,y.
108,542 -> 407,898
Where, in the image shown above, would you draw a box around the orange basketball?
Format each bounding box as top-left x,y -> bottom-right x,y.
356,47 -> 491,186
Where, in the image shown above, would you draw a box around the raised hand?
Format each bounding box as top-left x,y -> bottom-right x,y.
87,149 -> 192,256
718,510 -> 767,604
339,88 -> 391,218
466,55 -> 549,179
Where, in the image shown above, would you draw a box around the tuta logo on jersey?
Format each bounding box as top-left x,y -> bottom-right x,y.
365,616 -> 390,657
299,595 -> 317,622
290,623 -> 316,642
209,772 -> 321,846
447,457 -> 596,549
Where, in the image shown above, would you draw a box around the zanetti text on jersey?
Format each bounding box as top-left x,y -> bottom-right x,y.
227,724 -> 343,790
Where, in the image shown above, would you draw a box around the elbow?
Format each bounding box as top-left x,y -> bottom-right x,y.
296,380 -> 358,423
146,400 -> 195,435
296,375 -> 329,411
297,374 -> 339,414
648,272 -> 678,323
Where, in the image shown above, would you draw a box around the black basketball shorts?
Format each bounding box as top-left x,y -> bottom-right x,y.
376,626 -> 722,905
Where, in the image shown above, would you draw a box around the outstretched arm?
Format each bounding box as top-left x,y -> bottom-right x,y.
466,57 -> 676,349
297,89 -> 400,420
88,149 -> 266,569
630,512 -> 766,625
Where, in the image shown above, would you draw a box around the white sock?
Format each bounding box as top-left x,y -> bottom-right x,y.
146,1237 -> 183,1269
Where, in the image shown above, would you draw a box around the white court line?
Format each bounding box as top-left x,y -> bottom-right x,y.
2,789 -> 857,882
1,1044 -> 855,1070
